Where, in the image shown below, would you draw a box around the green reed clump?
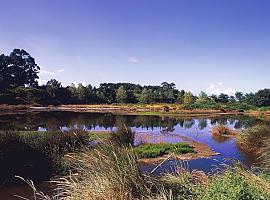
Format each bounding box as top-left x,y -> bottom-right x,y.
134,143 -> 194,158
110,124 -> 135,146
237,125 -> 270,169
53,144 -> 170,200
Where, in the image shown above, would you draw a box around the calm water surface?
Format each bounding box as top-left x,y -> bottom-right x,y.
0,111 -> 262,199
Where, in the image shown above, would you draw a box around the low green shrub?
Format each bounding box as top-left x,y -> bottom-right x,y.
88,131 -> 110,142
134,143 -> 194,158
199,166 -> 270,200
225,103 -> 256,111
259,106 -> 270,111
183,102 -> 221,110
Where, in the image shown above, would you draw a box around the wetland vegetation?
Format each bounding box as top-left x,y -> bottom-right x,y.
31,143 -> 270,200
1,50 -> 270,199
0,112 -> 269,199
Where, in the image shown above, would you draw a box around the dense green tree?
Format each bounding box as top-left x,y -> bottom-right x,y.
116,86 -> 128,103
244,93 -> 256,105
46,79 -> 62,88
98,83 -> 116,103
161,82 -> 176,103
196,91 -> 209,103
46,79 -> 62,97
183,91 -> 195,104
218,93 -> 229,103
8,49 -> 40,87
254,89 -> 270,107
210,94 -> 218,103
139,88 -> 151,104
235,92 -> 244,102
229,96 -> 236,103
0,54 -> 11,91
76,83 -> 88,103
0,49 -> 40,90
176,90 -> 185,104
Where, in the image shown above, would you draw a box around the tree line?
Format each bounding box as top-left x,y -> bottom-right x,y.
1,49 -> 270,107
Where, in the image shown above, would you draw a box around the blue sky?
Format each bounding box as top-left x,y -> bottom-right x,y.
1,0 -> 270,95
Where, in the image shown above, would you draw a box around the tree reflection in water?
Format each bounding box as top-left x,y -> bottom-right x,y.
0,112 -> 264,132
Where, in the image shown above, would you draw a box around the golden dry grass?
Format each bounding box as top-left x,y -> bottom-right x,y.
212,125 -> 236,137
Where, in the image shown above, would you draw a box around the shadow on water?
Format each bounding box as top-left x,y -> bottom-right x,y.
0,144 -> 53,185
0,130 -> 88,186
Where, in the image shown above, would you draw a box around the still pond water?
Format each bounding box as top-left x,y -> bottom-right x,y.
0,111 -> 263,199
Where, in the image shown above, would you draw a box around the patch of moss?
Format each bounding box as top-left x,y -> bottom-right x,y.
134,142 -> 194,158
88,131 -> 111,142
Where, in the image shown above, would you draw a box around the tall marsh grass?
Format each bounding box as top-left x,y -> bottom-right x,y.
237,125 -> 270,169
110,124 -> 135,146
52,144 -> 168,200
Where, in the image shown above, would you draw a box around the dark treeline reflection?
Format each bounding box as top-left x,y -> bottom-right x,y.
0,112 -> 264,132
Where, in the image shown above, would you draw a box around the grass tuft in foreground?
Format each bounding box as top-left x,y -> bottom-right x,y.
110,124 -> 135,146
237,125 -> 270,169
53,144 -> 168,200
134,143 -> 194,158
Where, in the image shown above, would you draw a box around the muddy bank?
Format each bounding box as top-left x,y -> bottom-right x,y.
27,104 -> 246,116
0,181 -> 55,200
138,135 -> 219,165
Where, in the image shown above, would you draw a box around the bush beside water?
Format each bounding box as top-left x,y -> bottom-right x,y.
237,125 -> 270,169
212,125 -> 235,136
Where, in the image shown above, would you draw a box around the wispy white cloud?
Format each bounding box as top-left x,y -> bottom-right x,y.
72,82 -> 87,87
39,70 -> 56,76
56,69 -> 65,73
206,82 -> 235,95
128,56 -> 138,63
38,68 -> 66,85
37,79 -> 48,86
39,69 -> 65,75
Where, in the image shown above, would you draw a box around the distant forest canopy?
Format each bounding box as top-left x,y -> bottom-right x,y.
1,49 -> 270,107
